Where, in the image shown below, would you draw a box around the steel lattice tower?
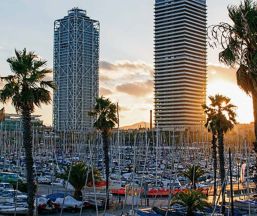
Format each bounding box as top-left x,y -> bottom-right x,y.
53,8 -> 99,132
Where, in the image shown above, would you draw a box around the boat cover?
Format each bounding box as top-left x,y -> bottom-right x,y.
46,193 -> 70,201
55,195 -> 83,208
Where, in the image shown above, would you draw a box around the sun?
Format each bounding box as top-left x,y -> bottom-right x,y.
207,79 -> 253,124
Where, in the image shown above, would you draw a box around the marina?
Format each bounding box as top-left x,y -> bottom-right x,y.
0,0 -> 257,215
0,128 -> 256,215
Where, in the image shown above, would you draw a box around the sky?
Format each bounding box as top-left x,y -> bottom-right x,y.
0,0 -> 253,126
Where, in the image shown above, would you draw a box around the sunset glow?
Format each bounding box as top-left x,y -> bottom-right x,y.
1,63 -> 254,126
0,0 -> 253,127
208,79 -> 253,124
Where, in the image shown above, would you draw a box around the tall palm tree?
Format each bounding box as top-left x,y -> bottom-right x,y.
89,96 -> 118,209
0,49 -> 55,215
170,190 -> 210,216
181,165 -> 205,189
210,0 -> 257,181
202,104 -> 218,201
59,162 -> 102,200
203,94 -> 237,213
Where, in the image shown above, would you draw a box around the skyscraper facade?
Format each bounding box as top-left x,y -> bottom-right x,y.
154,0 -> 207,129
53,8 -> 99,131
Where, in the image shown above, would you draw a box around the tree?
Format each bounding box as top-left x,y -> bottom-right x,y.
89,96 -> 118,209
170,190 -> 210,216
181,165 -> 205,189
0,49 -> 54,216
203,94 -> 237,213
59,162 -> 102,200
202,104 -> 218,201
210,0 -> 257,181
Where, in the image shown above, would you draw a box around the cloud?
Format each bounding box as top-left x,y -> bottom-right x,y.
44,72 -> 53,81
119,105 -> 130,112
207,64 -> 237,83
100,62 -> 236,85
144,97 -> 153,104
100,75 -> 111,82
99,87 -> 113,96
116,80 -> 153,97
100,61 -> 116,70
99,60 -> 154,101
139,107 -> 149,111
100,60 -> 153,75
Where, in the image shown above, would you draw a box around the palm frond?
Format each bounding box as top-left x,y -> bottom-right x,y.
170,190 -> 209,215
210,0 -> 257,98
90,96 -> 118,131
203,94 -> 237,134
58,162 -> 102,191
40,80 -> 56,90
181,165 -> 205,187
0,49 -> 54,112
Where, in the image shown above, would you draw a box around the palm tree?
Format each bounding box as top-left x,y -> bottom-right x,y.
210,0 -> 257,181
203,94 -> 237,213
202,104 -> 218,201
0,49 -> 54,215
59,162 -> 102,200
170,190 -> 210,216
181,165 -> 205,189
89,96 -> 118,208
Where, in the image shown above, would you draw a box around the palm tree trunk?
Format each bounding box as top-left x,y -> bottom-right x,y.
218,129 -> 226,214
102,129 -> 110,209
74,190 -> 82,201
212,133 -> 217,201
22,108 -> 35,216
193,183 -> 196,190
252,93 -> 257,184
187,208 -> 194,216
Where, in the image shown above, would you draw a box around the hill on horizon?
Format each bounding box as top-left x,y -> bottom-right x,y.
121,121 -> 150,130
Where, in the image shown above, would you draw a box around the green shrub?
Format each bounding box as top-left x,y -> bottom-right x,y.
12,182 -> 37,193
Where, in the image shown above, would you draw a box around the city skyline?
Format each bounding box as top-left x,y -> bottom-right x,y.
0,0 -> 253,126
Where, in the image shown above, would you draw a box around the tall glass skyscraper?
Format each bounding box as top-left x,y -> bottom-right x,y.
53,8 -> 99,131
154,0 -> 207,129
